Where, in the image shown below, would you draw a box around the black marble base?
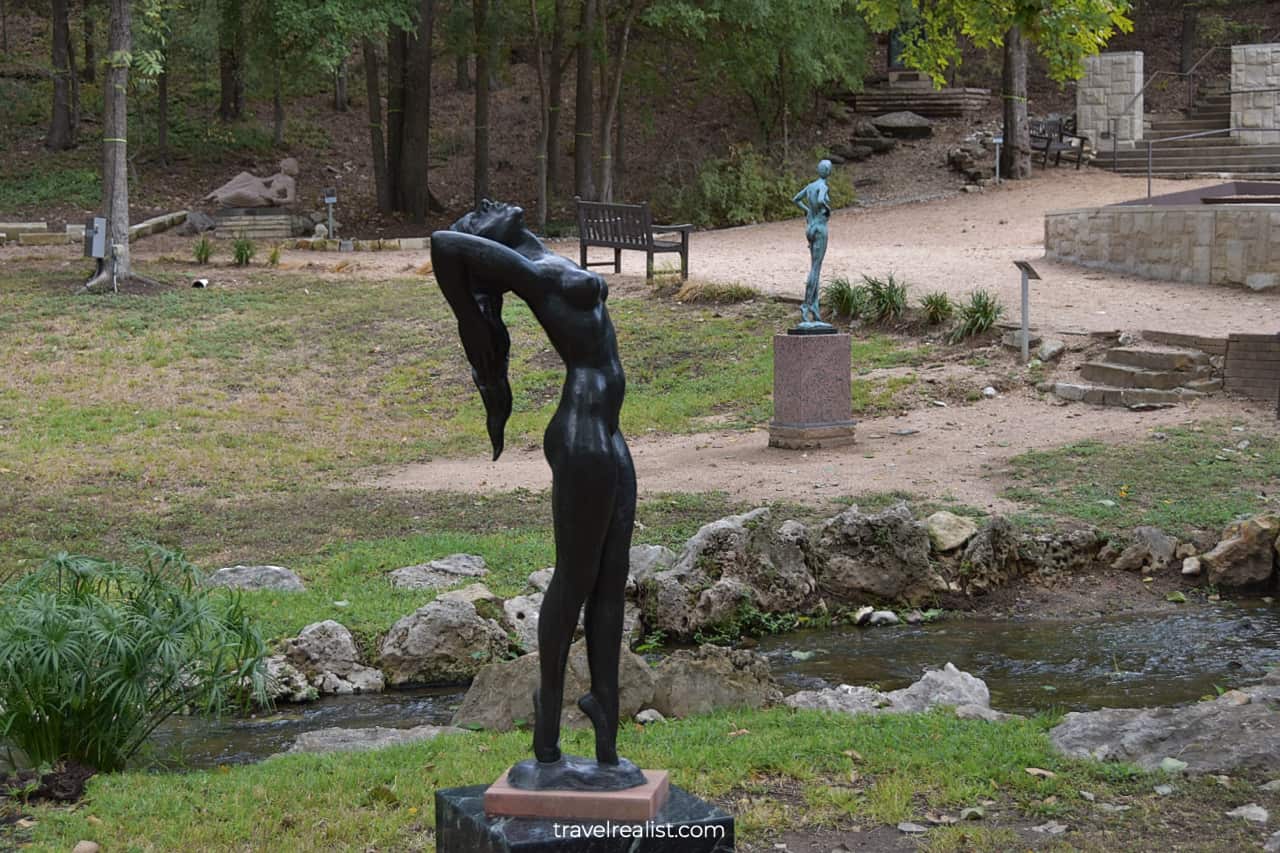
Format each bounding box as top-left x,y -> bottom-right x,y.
787,323 -> 837,335
436,784 -> 734,852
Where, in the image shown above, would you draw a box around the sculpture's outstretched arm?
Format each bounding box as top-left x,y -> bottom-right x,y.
431,231 -> 541,459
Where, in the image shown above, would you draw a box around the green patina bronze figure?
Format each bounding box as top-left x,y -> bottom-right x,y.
792,159 -> 836,330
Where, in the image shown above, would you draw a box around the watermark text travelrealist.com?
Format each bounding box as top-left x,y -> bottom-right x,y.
552,820 -> 727,840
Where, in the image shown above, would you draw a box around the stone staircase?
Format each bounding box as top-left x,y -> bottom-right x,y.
1100,88 -> 1280,176
1052,346 -> 1222,409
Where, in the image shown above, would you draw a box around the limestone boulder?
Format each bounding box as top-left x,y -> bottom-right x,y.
1201,515 -> 1280,589
635,509 -> 822,641
208,565 -> 305,591
438,582 -> 504,622
379,599 -> 511,686
871,111 -> 933,139
451,640 -> 655,732
955,518 -> 1022,595
287,724 -> 467,755
785,684 -> 887,714
785,664 -> 996,718
503,593 -> 543,653
650,645 -> 782,718
389,553 -> 489,590
925,511 -> 979,552
284,620 -> 384,695
629,544 -> 677,586
263,655 -> 318,703
1050,674 -> 1280,774
812,503 -> 944,606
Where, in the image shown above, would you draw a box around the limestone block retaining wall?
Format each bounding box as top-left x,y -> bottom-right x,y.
1045,205 -> 1280,290
1142,330 -> 1278,401
1231,43 -> 1280,146
1077,52 -> 1143,150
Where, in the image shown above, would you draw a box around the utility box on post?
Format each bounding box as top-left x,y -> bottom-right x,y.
83,217 -> 107,260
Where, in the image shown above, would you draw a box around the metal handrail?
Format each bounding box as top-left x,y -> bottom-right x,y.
1143,125 -> 1280,198
1106,44 -> 1235,161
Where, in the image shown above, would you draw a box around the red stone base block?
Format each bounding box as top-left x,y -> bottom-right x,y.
484,770 -> 671,822
768,332 -> 856,449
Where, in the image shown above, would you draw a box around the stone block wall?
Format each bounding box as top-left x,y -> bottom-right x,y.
1045,205 -> 1280,290
1077,52 -> 1143,150
1231,44 -> 1280,146
1224,334 -> 1280,400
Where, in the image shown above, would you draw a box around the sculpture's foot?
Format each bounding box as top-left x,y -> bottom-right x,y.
791,320 -> 838,336
506,754 -> 647,792
531,688 -> 562,764
577,692 -> 619,766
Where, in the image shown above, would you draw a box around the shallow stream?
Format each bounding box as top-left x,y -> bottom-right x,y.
152,600 -> 1280,768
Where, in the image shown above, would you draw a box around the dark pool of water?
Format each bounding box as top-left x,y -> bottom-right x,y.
149,601 -> 1279,768
755,600 -> 1280,715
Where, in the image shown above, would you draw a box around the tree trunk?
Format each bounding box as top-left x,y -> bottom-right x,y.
529,0 -> 549,228
546,0 -> 567,194
157,69 -> 169,165
218,0 -> 245,121
87,0 -> 132,289
334,55 -> 349,111
455,54 -> 472,91
273,65 -> 285,146
1180,1 -> 1200,74
48,0 -> 78,149
387,30 -> 406,197
573,0 -> 596,200
1,0 -> 7,54
396,0 -> 437,221
598,0 -> 640,203
1000,25 -> 1031,180
82,0 -> 96,83
473,0 -> 490,206
615,92 -> 624,198
363,39 -> 391,213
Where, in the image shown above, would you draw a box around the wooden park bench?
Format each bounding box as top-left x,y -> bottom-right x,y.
1029,116 -> 1088,169
575,197 -> 691,280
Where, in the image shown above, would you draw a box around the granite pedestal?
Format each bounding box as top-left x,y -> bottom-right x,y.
437,784 -> 734,852
768,331 -> 856,449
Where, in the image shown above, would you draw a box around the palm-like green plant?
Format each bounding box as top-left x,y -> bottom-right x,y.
0,547 -> 268,771
920,291 -> 954,325
862,273 -> 909,324
949,289 -> 1005,343
822,276 -> 867,320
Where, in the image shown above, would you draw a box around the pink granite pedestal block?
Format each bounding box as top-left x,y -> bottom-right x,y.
484,769 -> 671,821
769,332 -> 856,449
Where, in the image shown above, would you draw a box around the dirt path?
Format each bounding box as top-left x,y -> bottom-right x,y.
371,394 -> 1271,506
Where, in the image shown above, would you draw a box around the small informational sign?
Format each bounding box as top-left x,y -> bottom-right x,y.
323,188 -> 338,205
83,217 -> 107,259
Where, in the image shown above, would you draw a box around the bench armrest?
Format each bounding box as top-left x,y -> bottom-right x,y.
652,222 -> 692,232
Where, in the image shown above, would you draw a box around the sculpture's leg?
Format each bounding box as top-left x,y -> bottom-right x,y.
805,229 -> 828,321
580,433 -> 635,765
535,444 -> 618,763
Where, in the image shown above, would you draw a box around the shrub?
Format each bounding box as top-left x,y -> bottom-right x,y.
268,244 -> 282,267
653,145 -> 855,228
823,276 -> 867,320
193,234 -> 214,265
232,235 -> 255,266
950,289 -> 1005,343
672,279 -> 759,303
862,273 -> 909,324
0,547 -> 268,771
921,291 -> 954,325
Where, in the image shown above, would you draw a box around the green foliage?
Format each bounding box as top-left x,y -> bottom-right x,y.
193,235 -> 214,265
694,603 -> 801,645
855,0 -> 1132,86
949,289 -> 1005,343
861,273 -> 909,324
655,146 -> 855,228
0,547 -> 268,771
823,276 -> 868,320
232,236 -> 256,266
646,0 -> 869,140
0,168 -> 100,210
268,244 -> 282,267
920,290 -> 954,325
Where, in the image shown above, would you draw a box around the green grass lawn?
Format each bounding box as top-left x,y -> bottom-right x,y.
1004,422 -> 1280,538
21,707 -> 1273,852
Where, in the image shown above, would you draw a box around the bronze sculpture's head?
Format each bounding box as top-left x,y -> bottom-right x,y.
453,199 -> 528,247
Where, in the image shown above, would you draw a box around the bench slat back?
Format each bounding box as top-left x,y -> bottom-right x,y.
576,199 -> 653,249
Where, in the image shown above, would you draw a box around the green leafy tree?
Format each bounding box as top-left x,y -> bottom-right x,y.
856,0 -> 1132,178
646,0 -> 869,150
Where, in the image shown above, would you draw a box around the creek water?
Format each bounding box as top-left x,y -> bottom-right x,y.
150,600 -> 1280,768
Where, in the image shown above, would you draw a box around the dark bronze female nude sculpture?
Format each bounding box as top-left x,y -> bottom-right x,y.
432,200 -> 645,792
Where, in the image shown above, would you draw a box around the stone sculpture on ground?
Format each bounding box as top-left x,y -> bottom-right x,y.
205,158 -> 299,208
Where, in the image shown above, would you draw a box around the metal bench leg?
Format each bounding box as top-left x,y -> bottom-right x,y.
680,250 -> 688,280
646,251 -> 654,280
580,241 -> 588,270
614,248 -> 621,274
